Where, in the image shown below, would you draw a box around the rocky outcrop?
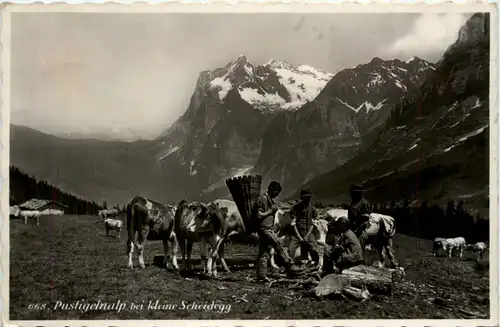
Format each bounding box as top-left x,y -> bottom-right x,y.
253,57 -> 435,195
297,13 -> 490,209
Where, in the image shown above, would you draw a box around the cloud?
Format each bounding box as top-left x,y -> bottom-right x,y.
11,13 -> 462,140
382,13 -> 471,61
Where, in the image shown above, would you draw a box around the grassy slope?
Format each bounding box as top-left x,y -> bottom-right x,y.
10,215 -> 490,320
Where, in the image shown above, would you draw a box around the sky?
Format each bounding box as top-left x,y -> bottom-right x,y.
11,12 -> 471,141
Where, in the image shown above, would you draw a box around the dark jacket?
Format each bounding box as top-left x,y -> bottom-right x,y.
336,229 -> 364,263
290,201 -> 317,231
348,198 -> 373,229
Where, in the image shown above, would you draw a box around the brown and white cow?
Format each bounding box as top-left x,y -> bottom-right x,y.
20,210 -> 41,226
174,200 -> 230,277
432,237 -> 447,257
466,242 -> 488,261
269,208 -> 330,273
126,196 -> 178,270
99,209 -> 119,219
211,199 -> 248,271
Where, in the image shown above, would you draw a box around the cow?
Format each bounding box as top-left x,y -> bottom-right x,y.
99,209 -> 119,219
20,210 -> 41,226
436,237 -> 467,258
268,208 -> 330,273
104,215 -> 124,239
466,242 -> 488,261
437,237 -> 467,258
174,200 -> 227,277
326,211 -> 398,268
126,196 -> 179,270
432,237 -> 447,257
10,206 -> 20,218
211,199 -> 248,272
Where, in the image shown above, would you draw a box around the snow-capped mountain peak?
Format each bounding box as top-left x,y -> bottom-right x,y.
204,55 -> 335,112
405,56 -> 417,64
264,59 -> 295,70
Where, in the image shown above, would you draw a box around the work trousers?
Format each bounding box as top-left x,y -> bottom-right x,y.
257,228 -> 292,279
288,228 -> 319,263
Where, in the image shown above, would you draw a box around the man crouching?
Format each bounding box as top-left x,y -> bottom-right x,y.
324,216 -> 365,274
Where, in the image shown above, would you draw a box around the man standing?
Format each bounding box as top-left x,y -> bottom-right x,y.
347,184 -> 373,250
252,181 -> 302,282
288,189 -> 320,264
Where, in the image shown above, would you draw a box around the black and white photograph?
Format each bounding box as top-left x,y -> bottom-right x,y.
1,3 -> 498,324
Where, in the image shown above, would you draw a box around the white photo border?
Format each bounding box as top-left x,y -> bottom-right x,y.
0,2 -> 498,327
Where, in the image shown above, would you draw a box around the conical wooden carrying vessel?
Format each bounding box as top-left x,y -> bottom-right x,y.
225,175 -> 262,233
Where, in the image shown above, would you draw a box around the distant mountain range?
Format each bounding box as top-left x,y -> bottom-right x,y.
10,13 -> 491,217
153,53 -> 434,200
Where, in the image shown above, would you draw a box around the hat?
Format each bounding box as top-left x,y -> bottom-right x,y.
268,181 -> 282,193
336,216 -> 350,225
350,184 -> 365,193
300,189 -> 313,198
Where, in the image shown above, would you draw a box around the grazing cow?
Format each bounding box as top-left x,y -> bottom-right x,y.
174,200 -> 227,277
269,208 -> 329,272
327,212 -> 398,268
104,215 -> 124,239
466,242 -> 488,261
99,209 -> 119,219
126,196 -> 178,270
20,210 -> 41,226
432,237 -> 447,256
438,237 -> 467,258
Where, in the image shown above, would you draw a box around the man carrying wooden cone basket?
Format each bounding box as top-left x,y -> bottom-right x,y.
251,181 -> 304,282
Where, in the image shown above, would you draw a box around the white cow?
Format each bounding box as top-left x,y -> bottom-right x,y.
99,209 -> 119,219
104,216 -> 124,239
20,210 -> 41,226
466,242 -> 488,261
269,208 -> 329,273
441,237 -> 468,258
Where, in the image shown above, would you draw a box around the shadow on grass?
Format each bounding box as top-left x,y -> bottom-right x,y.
151,254 -> 257,274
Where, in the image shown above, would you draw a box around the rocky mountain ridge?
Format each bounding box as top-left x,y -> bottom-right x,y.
295,13 -> 490,216
154,55 -> 338,198
250,56 -> 436,197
